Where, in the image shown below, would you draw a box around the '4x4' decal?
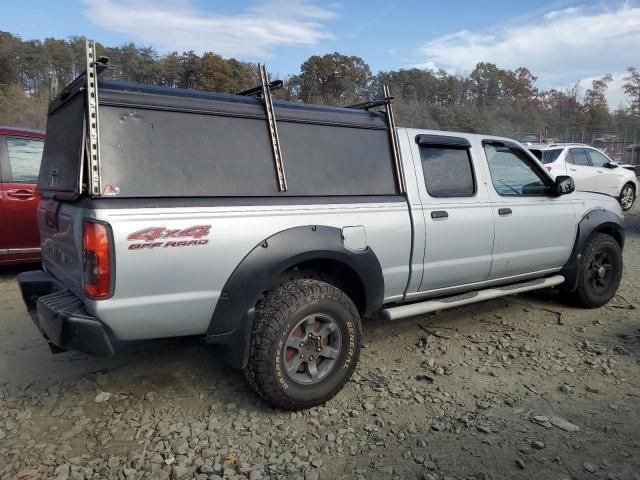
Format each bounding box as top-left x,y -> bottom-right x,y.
127,225 -> 211,250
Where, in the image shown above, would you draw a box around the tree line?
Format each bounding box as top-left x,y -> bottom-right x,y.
1,31 -> 640,149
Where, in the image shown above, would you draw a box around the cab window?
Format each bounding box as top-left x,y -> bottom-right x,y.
418,145 -> 476,197
6,137 -> 44,183
483,142 -> 550,196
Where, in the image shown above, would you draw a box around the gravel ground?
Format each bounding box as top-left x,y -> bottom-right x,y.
1,205 -> 639,480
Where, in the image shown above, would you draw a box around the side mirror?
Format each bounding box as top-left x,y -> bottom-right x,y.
554,175 -> 575,196
604,162 -> 618,169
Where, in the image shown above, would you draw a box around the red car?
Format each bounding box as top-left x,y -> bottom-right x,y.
0,126 -> 45,265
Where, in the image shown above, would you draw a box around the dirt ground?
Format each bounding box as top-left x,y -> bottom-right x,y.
1,205 -> 639,480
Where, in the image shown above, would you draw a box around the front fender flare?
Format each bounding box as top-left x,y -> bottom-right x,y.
205,225 -> 384,368
560,208 -> 625,292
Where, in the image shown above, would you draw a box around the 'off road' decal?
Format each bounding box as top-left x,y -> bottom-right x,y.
127,225 -> 211,250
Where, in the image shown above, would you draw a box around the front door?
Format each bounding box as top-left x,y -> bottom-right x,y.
586,148 -> 619,196
0,136 -> 43,253
481,140 -> 576,280
412,134 -> 495,291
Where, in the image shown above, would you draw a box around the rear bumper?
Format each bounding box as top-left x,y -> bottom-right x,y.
17,270 -> 114,356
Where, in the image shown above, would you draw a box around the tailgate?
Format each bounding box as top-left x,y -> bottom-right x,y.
38,197 -> 85,297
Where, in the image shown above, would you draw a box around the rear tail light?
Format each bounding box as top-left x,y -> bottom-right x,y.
83,220 -> 112,299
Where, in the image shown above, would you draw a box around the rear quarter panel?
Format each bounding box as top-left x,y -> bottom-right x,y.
88,200 -> 411,340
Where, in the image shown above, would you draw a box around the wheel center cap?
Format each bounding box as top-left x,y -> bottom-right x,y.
597,266 -> 606,278
301,336 -> 320,355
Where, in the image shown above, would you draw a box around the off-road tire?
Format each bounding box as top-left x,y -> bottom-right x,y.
619,183 -> 636,211
570,233 -> 623,308
244,279 -> 362,410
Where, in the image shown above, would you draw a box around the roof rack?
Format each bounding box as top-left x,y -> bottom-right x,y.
236,79 -> 283,97
345,98 -> 392,111
347,87 -> 406,193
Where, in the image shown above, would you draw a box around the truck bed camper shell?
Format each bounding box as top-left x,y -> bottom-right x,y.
40,45 -> 404,200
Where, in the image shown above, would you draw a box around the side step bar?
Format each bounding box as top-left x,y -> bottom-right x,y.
381,275 -> 565,321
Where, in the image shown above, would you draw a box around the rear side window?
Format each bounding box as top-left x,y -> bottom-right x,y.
568,148 -> 590,166
529,149 -> 543,161
541,149 -> 562,164
6,138 -> 44,183
419,146 -> 475,197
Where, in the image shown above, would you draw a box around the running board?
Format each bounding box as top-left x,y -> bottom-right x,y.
381,275 -> 565,321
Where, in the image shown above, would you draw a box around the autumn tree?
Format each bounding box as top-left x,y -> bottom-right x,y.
624,67 -> 640,112
584,74 -> 613,136
289,52 -> 371,105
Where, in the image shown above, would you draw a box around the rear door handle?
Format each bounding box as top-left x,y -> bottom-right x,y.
431,210 -> 448,219
498,208 -> 512,216
7,189 -> 35,199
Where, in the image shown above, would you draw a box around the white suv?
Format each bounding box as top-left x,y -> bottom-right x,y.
528,143 -> 638,211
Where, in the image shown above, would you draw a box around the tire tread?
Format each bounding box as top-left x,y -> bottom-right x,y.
244,278 -> 361,410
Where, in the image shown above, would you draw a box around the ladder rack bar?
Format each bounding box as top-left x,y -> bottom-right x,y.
383,85 -> 406,193
259,64 -> 287,191
85,39 -> 102,196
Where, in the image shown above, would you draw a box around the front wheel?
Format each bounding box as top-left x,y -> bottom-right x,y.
569,233 -> 623,308
244,279 -> 362,410
619,183 -> 636,211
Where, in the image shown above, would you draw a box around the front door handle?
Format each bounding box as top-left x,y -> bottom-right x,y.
7,189 -> 35,199
431,210 -> 448,219
498,208 -> 512,216
569,167 -> 577,172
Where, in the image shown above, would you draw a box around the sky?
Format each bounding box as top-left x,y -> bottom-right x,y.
2,0 -> 639,108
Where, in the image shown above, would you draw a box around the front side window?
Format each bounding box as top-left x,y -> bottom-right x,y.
567,148 -> 590,166
419,145 -> 475,197
6,137 -> 44,183
587,149 -> 610,167
484,142 -> 549,196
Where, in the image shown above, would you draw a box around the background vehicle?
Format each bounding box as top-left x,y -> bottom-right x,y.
0,127 -> 44,265
528,143 -> 638,211
18,48 -> 626,410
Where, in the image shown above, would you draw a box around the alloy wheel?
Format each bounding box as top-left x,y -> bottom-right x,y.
620,186 -> 634,210
282,313 -> 342,385
586,249 -> 614,295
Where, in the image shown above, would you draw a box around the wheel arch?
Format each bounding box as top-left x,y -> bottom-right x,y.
560,208 -> 625,292
205,225 -> 384,369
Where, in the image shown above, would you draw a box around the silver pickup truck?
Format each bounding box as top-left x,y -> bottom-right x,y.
18,45 -> 625,410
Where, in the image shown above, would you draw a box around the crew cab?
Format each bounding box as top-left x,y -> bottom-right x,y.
18,47 -> 625,410
528,143 -> 638,211
0,126 -> 45,265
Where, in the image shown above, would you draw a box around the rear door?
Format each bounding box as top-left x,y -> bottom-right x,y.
412,134 -> 495,291
481,140 -> 576,279
566,148 -> 598,191
0,136 -> 44,253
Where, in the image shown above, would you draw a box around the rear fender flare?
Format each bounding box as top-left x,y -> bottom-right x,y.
205,225 -> 384,368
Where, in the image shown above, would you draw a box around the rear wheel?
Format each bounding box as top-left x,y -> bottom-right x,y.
244,279 -> 362,410
570,233 -> 623,308
619,183 -> 635,211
